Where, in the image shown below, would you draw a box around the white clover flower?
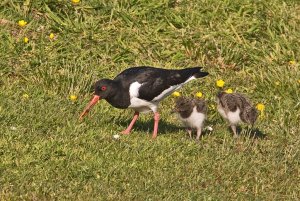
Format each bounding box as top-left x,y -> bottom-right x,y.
113,134 -> 120,139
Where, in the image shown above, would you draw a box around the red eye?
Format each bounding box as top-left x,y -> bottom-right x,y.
101,86 -> 107,91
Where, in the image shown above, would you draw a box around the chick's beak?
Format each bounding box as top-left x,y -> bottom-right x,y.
79,95 -> 100,120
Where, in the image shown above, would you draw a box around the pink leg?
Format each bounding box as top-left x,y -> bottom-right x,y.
152,112 -> 160,139
121,112 -> 139,134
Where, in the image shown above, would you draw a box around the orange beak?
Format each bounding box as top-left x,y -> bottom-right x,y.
79,95 -> 100,120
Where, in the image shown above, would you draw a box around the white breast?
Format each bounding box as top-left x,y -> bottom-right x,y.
129,97 -> 158,113
227,108 -> 241,125
129,82 -> 142,98
178,107 -> 206,129
128,81 -> 157,113
217,101 -> 241,125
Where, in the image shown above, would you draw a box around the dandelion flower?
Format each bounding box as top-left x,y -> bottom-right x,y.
71,0 -> 80,4
289,60 -> 296,65
70,95 -> 77,102
195,92 -> 203,98
216,79 -> 225,88
256,103 -> 265,112
22,93 -> 29,99
275,81 -> 280,86
23,37 -> 29,43
49,33 -> 55,40
18,20 -> 27,27
298,80 -> 300,84
225,88 -> 233,94
172,91 -> 180,97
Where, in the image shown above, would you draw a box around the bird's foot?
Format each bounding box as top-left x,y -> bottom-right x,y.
196,129 -> 202,141
233,134 -> 239,138
151,132 -> 157,139
121,130 -> 131,135
186,128 -> 192,139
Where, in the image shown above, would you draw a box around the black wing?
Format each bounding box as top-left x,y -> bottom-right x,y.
115,66 -> 208,101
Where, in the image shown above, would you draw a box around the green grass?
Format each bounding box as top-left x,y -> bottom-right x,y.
1,0 -> 300,200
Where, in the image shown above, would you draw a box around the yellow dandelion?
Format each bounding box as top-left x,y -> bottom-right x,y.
70,95 -> 77,101
256,103 -> 265,112
216,79 -> 225,88
18,20 -> 27,27
195,92 -> 203,98
22,93 -> 29,99
172,91 -> 181,97
49,33 -> 55,40
275,81 -> 280,86
71,0 -> 80,4
289,60 -> 296,65
23,37 -> 29,43
225,88 -> 233,94
298,80 -> 300,84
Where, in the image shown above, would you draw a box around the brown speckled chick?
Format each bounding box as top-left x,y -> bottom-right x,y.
174,97 -> 207,140
216,92 -> 258,137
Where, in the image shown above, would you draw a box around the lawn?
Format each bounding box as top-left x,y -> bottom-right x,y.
0,0 -> 300,200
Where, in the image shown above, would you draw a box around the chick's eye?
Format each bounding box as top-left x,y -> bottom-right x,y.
101,86 -> 107,91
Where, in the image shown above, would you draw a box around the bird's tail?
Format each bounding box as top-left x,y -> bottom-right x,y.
179,67 -> 208,79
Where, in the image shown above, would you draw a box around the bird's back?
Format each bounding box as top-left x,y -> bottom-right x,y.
114,66 -> 206,85
217,92 -> 248,111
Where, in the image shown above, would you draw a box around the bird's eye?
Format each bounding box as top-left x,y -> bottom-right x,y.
101,86 -> 107,91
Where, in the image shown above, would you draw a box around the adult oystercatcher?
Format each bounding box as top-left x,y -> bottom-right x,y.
173,96 -> 207,140
80,66 -> 209,138
216,92 -> 258,138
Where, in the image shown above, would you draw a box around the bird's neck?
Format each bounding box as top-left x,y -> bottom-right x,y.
105,81 -> 130,109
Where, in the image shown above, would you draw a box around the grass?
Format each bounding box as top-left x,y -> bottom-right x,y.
0,0 -> 300,200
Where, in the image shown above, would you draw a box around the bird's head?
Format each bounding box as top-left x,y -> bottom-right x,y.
173,97 -> 193,112
79,79 -> 116,120
244,107 -> 259,126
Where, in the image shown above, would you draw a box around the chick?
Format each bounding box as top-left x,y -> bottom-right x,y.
174,97 -> 207,140
216,92 -> 258,137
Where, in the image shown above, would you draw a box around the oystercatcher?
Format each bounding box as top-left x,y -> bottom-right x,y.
216,92 -> 258,138
80,66 -> 209,138
173,96 -> 207,140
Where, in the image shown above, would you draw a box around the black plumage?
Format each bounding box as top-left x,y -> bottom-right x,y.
81,66 -> 209,139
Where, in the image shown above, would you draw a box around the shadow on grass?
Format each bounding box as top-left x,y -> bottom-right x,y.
113,118 -> 182,135
228,126 -> 267,139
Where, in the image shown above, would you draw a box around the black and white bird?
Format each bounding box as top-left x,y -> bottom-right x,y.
216,92 -> 258,137
80,66 -> 209,139
174,97 -> 207,140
